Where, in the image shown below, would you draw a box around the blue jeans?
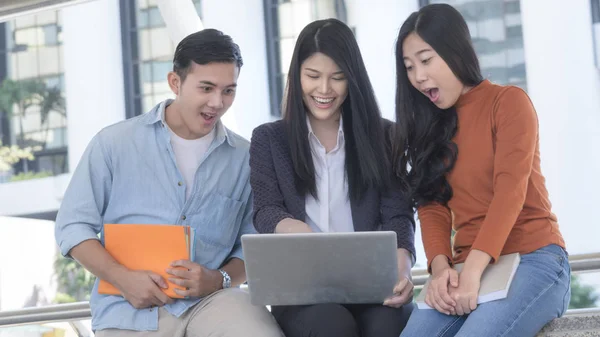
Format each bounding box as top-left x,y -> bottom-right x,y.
400,244 -> 571,337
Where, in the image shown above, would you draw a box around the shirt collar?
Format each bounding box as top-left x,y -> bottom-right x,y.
144,99 -> 236,147
306,114 -> 345,152
306,114 -> 344,138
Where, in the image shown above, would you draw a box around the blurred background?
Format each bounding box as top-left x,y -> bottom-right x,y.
0,0 -> 598,335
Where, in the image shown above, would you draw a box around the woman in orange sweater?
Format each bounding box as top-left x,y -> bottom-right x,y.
395,4 -> 570,337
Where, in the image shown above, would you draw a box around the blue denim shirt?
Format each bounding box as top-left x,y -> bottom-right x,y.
54,100 -> 255,331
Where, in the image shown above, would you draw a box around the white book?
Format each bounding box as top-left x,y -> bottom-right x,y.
415,253 -> 521,310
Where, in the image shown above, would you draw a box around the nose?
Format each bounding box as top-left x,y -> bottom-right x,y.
207,91 -> 224,109
318,78 -> 331,95
415,65 -> 428,83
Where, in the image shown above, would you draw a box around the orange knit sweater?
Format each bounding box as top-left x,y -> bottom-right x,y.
418,80 -> 565,270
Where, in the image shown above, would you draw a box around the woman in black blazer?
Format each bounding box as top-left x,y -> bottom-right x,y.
249,18 -> 415,337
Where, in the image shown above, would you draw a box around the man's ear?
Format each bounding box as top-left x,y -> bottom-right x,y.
167,71 -> 181,95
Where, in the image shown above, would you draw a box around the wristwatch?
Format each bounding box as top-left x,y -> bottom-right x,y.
218,269 -> 231,289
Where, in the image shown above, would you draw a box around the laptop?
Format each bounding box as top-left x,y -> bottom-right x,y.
241,231 -> 398,306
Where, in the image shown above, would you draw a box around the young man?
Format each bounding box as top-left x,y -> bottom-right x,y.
54,29 -> 282,337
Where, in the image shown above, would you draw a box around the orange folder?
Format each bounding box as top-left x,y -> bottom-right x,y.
98,224 -> 195,298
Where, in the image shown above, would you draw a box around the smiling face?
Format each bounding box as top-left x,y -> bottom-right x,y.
167,61 -> 239,139
300,52 -> 348,123
402,32 -> 469,109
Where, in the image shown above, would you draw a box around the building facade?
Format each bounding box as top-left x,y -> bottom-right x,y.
0,0 -> 598,262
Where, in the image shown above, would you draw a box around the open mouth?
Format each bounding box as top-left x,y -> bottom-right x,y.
423,88 -> 440,103
201,112 -> 216,121
312,96 -> 335,108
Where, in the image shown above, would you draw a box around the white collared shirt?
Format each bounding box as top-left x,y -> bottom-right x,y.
305,117 -> 354,233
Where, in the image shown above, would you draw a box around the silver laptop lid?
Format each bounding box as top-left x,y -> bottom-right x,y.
242,231 -> 398,306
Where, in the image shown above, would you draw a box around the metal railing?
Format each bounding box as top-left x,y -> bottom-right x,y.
411,251 -> 600,288
0,302 -> 90,327
0,253 -> 599,329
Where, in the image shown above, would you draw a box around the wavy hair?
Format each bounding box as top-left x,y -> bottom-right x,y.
393,4 -> 483,207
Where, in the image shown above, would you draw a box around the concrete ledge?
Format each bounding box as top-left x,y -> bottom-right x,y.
537,314 -> 600,336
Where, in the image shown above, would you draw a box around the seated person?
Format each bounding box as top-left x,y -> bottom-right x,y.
54,29 -> 283,337
395,4 -> 570,337
249,18 -> 416,337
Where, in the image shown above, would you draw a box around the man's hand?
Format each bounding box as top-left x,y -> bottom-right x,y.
114,269 -> 174,309
166,260 -> 222,298
383,276 -> 414,308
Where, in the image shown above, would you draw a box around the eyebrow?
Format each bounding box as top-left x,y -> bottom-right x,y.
304,67 -> 344,75
199,80 -> 237,88
403,48 -> 433,60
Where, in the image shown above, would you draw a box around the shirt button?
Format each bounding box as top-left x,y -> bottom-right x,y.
181,215 -> 187,220
178,181 -> 183,186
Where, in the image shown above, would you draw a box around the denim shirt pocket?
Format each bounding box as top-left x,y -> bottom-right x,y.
193,192 -> 244,250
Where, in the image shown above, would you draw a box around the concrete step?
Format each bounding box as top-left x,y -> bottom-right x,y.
536,314 -> 600,337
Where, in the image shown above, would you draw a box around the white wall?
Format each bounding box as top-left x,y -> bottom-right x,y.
202,0 -> 272,140
61,0 -> 127,172
0,174 -> 70,216
0,0 -> 126,217
348,0 -> 427,264
521,0 -> 600,255
0,217 -> 57,311
156,0 -> 203,45
349,0 -> 419,120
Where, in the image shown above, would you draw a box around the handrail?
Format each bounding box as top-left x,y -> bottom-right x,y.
2,303 -> 599,328
0,253 -> 599,328
412,252 -> 600,287
0,302 -> 91,327
564,308 -> 600,317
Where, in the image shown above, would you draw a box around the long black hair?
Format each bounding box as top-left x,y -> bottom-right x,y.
393,4 -> 483,208
283,18 -> 389,202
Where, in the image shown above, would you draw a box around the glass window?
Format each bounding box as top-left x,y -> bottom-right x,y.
42,24 -> 59,46
264,0 -> 353,117
123,0 -> 202,117
423,0 -> 527,89
0,9 -> 68,178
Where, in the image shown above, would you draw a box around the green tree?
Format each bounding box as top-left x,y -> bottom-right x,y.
569,275 -> 599,309
0,79 -> 46,146
53,253 -> 96,303
0,78 -> 66,173
39,85 -> 66,150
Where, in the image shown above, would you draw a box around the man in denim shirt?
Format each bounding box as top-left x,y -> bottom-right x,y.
54,29 -> 282,337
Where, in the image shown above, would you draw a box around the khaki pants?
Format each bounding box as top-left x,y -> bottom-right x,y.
95,288 -> 283,337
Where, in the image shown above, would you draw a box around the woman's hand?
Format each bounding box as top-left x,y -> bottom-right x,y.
426,267 -> 459,315
275,218 -> 313,233
449,249 -> 490,315
384,276 -> 414,308
426,255 -> 458,315
450,270 -> 481,315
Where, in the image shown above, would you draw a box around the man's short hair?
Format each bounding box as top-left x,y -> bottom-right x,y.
173,29 -> 243,82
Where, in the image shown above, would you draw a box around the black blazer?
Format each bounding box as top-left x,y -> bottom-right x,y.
249,119 -> 416,259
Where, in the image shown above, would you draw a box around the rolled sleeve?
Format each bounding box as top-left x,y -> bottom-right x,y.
55,135 -> 112,257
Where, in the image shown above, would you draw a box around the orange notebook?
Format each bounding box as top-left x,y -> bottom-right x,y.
98,224 -> 196,298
